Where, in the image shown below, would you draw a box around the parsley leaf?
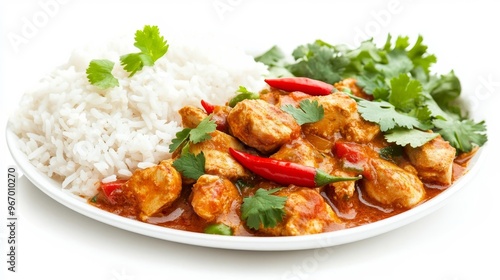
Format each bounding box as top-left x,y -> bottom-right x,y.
241,188 -> 287,230
281,99 -> 324,125
172,151 -> 206,180
120,25 -> 169,77
86,59 -> 119,89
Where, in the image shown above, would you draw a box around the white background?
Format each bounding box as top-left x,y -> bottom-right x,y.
1,0 -> 499,279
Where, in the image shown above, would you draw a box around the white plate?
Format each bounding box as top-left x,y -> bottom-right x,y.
5,124 -> 486,251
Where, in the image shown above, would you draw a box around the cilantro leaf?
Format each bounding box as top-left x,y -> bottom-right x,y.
133,25 -> 169,62
254,35 -> 487,152
389,74 -> 423,111
356,99 -> 427,131
168,128 -> 191,153
228,86 -> 260,107
287,41 -> 350,84
169,116 -> 216,154
281,99 -> 324,125
189,116 -> 217,144
433,119 -> 487,152
241,188 -> 287,230
254,45 -> 294,78
120,52 -> 153,77
172,151 -> 206,180
120,25 -> 168,77
384,128 -> 439,148
86,59 -> 119,89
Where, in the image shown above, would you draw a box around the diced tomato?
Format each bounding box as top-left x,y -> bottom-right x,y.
333,142 -> 363,163
99,179 -> 127,204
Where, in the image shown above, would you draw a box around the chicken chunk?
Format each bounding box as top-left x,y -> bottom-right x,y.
363,158 -> 425,208
189,130 -> 250,181
178,105 -> 207,128
124,159 -> 182,220
343,113 -> 380,143
404,136 -> 456,185
191,174 -> 244,234
258,186 -> 343,236
227,99 -> 301,154
302,93 -> 380,143
302,93 -> 357,139
334,141 -> 425,208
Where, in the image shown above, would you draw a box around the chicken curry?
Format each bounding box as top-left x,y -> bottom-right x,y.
89,77 -> 474,237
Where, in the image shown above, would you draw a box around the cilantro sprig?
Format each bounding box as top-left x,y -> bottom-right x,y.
228,86 -> 260,107
256,35 -> 487,152
86,59 -> 119,89
120,25 -> 169,77
281,99 -> 324,125
86,25 -> 169,89
241,188 -> 287,230
169,116 -> 217,180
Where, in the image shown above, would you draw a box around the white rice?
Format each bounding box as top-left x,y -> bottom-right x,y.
11,34 -> 268,197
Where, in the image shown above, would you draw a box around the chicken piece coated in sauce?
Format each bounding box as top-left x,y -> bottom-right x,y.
189,130 -> 251,181
335,142 -> 425,208
363,158 -> 425,208
270,137 -> 356,198
178,105 -> 230,132
190,174 -> 244,234
178,105 -> 207,129
123,159 -> 182,220
227,99 -> 301,154
257,186 -> 343,236
301,93 -> 379,143
404,135 -> 456,186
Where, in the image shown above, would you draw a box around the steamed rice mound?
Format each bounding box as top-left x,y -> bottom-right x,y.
11,36 -> 268,197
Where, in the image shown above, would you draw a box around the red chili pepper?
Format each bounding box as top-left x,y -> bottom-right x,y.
99,179 -> 127,204
200,99 -> 215,114
229,148 -> 360,188
264,77 -> 335,96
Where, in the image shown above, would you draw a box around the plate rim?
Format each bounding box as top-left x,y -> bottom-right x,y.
5,122 -> 487,251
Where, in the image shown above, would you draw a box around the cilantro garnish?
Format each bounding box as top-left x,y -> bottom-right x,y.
86,59 -> 119,89
241,188 -> 287,230
384,128 -> 439,148
169,116 -> 217,180
256,35 -> 487,152
86,25 -> 168,88
172,151 -> 206,180
281,99 -> 324,125
120,25 -> 169,77
228,86 -> 259,107
168,116 -> 217,153
433,118 -> 487,153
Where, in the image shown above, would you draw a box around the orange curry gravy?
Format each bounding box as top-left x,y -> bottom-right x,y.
89,140 -> 475,236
